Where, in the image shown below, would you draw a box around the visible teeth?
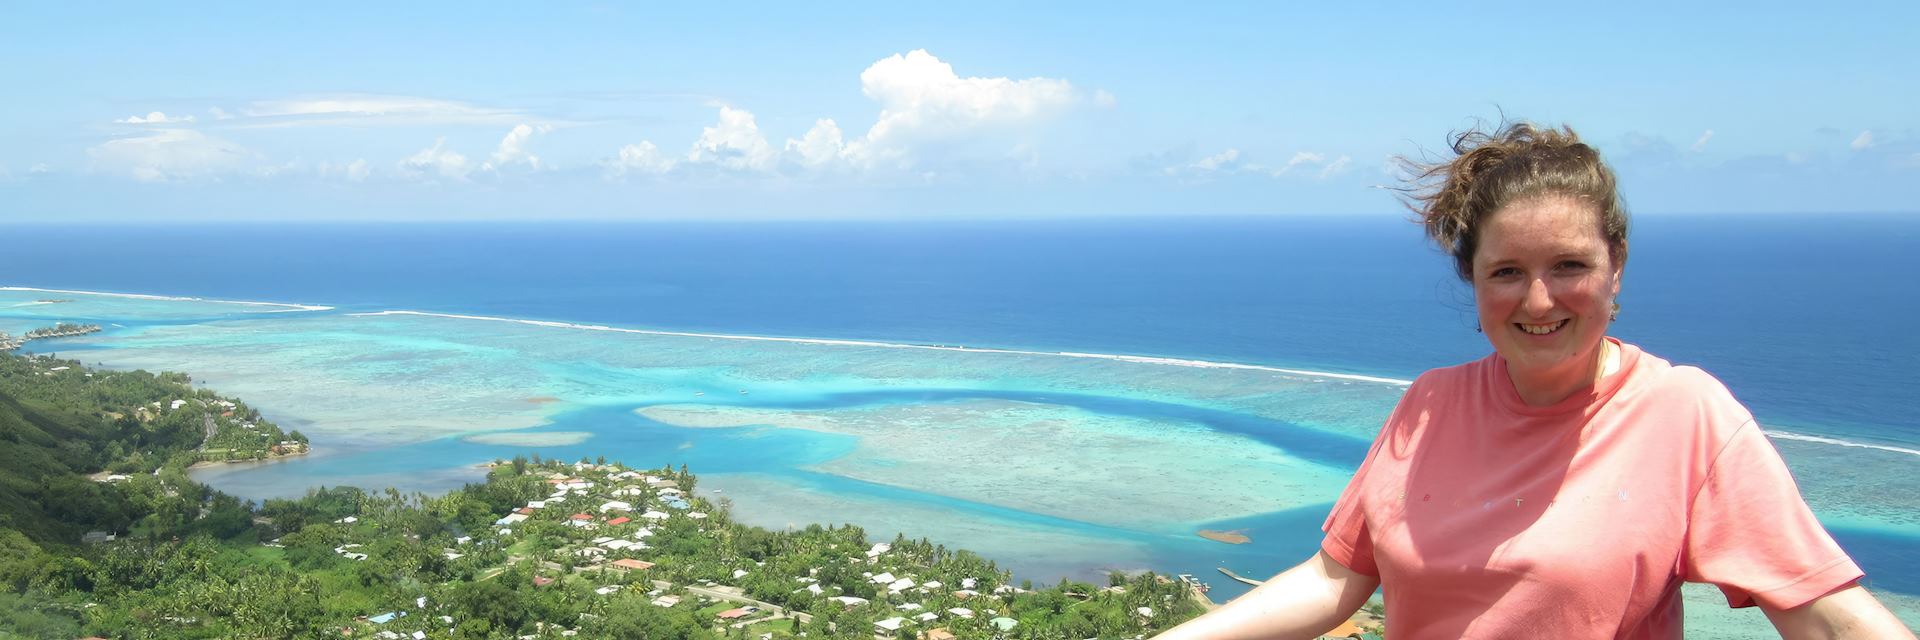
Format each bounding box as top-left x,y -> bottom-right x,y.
1520,321 -> 1564,335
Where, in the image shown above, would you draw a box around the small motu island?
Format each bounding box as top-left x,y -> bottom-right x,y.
1196,529 -> 1252,545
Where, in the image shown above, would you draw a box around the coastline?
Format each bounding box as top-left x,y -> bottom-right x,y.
188,448 -> 312,470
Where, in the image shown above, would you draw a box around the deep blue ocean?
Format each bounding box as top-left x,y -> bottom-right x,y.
4,214 -> 1915,447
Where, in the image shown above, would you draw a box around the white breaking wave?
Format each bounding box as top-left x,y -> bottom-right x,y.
349,310 -> 1416,386
12,288 -> 1916,456
0,286 -> 333,312
1766,431 -> 1920,458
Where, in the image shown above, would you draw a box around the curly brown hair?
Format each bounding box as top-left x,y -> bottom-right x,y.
1397,120 -> 1630,281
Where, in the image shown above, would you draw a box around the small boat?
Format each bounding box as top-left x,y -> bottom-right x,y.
694,392 -> 705,397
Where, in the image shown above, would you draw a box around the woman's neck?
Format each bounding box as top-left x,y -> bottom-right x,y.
1511,339 -> 1618,407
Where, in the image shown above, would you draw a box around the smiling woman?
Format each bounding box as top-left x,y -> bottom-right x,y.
1151,121 -> 1916,639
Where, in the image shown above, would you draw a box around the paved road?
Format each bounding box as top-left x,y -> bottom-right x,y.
657,580 -> 813,624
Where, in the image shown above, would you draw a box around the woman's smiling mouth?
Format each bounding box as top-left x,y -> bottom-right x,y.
1517,319 -> 1570,335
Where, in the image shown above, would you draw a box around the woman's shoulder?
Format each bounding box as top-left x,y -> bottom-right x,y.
1620,343 -> 1755,427
1411,352 -> 1499,391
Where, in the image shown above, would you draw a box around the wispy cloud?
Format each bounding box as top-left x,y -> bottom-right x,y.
115,111 -> 195,125
1851,130 -> 1876,150
1270,151 -> 1325,176
1162,148 -> 1349,181
1318,155 -> 1352,179
1690,129 -> 1714,152
229,94 -> 532,129
1190,149 -> 1243,173
86,129 -> 256,182
318,159 -> 371,182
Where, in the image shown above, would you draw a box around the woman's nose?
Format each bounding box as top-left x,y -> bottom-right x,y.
1522,278 -> 1554,315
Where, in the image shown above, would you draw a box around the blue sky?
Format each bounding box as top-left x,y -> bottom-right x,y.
1,2 -> 1915,221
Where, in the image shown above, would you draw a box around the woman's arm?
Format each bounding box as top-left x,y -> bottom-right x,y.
1153,551 -> 1380,640
1761,584 -> 1915,639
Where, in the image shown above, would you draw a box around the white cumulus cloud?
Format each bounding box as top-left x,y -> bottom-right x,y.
839,49 -> 1079,169
609,50 -> 1092,180
785,119 -> 847,169
603,141 -> 678,178
115,111 -> 195,124
489,123 -> 554,170
688,106 -> 778,172
398,137 -> 472,181
87,129 -> 255,182
1270,152 -> 1326,176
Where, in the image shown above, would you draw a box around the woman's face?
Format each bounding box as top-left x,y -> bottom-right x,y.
1471,197 -> 1622,384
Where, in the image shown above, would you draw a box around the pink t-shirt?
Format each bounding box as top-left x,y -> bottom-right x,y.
1322,339 -> 1862,638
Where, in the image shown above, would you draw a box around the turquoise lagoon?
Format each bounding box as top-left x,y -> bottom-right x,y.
5,287 -> 1917,633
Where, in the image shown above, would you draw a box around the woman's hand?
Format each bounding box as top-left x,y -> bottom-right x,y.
1153,551 -> 1380,640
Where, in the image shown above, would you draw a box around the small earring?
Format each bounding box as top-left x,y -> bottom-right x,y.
1610,302 -> 1620,321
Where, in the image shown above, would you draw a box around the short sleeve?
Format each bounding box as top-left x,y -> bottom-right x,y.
1321,389 -> 1405,577
1683,420 -> 1862,609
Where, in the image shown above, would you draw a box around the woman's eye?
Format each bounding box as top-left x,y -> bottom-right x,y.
1490,267 -> 1519,278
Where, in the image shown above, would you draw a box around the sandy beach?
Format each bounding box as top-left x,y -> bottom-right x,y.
1198,529 -> 1251,544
